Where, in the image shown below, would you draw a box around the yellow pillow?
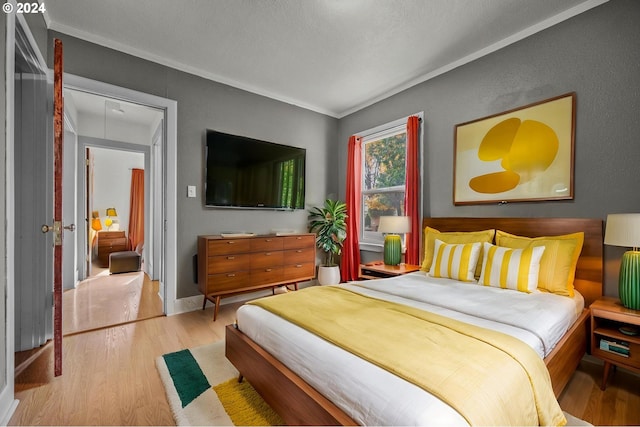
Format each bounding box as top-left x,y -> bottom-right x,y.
478,242 -> 545,293
495,230 -> 584,297
421,226 -> 495,278
428,240 -> 481,282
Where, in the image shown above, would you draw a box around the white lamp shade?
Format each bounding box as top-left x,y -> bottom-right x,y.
378,216 -> 411,234
604,213 -> 640,248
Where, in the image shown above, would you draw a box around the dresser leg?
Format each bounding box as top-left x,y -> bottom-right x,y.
213,296 -> 221,321
202,295 -> 207,310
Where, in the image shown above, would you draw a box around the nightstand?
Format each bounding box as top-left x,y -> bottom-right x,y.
359,262 -> 421,280
590,297 -> 640,390
96,231 -> 128,268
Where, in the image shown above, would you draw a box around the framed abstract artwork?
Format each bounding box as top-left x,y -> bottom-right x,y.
454,92 -> 576,205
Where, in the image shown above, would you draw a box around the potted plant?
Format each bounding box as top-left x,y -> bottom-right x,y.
308,199 -> 348,285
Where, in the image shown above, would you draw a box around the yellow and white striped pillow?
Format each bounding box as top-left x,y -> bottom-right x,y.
428,239 -> 481,282
478,242 -> 545,293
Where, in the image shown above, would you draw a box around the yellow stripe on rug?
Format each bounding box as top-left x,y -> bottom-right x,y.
214,378 -> 284,426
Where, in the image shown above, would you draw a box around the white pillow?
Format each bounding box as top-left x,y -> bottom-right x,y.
478,242 -> 545,293
428,239 -> 481,282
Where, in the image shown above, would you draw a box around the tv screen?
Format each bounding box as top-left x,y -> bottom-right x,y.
205,130 -> 306,210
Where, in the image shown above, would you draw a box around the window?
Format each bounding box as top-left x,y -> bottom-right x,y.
361,122 -> 408,246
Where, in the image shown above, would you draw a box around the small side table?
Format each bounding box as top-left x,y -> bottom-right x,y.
359,262 -> 421,280
590,298 -> 640,390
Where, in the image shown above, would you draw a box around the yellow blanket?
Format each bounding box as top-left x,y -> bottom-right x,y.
248,286 -> 566,426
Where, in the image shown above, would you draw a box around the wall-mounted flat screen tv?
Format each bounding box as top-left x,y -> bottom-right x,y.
205,130 -> 306,210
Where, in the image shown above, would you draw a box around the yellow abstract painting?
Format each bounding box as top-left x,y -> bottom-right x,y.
454,93 -> 575,205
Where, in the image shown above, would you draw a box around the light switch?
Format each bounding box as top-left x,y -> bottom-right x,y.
187,185 -> 197,198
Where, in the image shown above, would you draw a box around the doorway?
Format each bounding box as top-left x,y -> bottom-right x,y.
62,89 -> 165,335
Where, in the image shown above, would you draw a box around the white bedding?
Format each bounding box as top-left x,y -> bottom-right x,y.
236,273 -> 583,426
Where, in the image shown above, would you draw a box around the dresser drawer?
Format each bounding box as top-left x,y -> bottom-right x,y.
250,237 -> 283,252
207,254 -> 251,274
208,239 -> 251,255
284,247 -> 315,265
283,234 -> 315,250
251,251 -> 284,269
99,237 -> 128,250
206,270 -> 250,293
251,267 -> 283,285
284,263 -> 315,281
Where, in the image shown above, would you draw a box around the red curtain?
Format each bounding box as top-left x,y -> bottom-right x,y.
404,116 -> 421,265
341,136 -> 362,282
128,168 -> 145,251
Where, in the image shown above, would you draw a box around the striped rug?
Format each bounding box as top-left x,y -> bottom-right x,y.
156,340 -> 283,426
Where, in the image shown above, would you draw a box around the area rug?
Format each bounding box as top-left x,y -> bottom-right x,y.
156,340 -> 283,426
157,341 -> 590,426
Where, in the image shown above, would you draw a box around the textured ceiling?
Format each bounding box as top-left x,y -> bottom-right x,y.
44,0 -> 607,118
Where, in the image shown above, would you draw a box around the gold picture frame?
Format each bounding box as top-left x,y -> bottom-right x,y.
454,92 -> 576,205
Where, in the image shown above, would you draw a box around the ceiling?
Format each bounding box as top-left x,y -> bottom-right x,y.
65,89 -> 163,128
45,0 -> 607,118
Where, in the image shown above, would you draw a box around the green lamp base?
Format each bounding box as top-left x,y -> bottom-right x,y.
384,234 -> 402,266
619,251 -> 640,310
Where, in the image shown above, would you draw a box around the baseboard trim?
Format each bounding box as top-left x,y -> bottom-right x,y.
0,399 -> 19,426
171,281 -> 315,315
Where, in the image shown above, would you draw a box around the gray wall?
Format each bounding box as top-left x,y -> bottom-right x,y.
337,0 -> 640,297
48,32 -> 339,299
39,1 -> 640,299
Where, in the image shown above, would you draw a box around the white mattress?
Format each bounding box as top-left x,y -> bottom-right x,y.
236,273 -> 583,426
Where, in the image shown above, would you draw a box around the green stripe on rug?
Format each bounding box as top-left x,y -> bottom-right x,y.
163,349 -> 211,408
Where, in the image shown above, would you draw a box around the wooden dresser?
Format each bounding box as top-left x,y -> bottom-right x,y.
97,231 -> 128,267
197,233 -> 316,320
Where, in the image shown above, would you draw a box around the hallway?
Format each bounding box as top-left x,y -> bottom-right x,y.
62,267 -> 163,335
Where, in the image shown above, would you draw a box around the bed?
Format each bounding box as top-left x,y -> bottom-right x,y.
225,217 -> 603,425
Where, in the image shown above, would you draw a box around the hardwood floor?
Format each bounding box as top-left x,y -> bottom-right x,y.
62,268 -> 163,335
10,302 -> 243,426
559,358 -> 640,426
8,300 -> 640,426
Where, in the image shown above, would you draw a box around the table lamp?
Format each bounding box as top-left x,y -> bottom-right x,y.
91,210 -> 102,231
604,213 -> 640,310
105,207 -> 117,230
378,216 -> 411,266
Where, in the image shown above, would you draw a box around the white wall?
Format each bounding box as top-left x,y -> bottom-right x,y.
78,111 -> 152,145
92,147 -> 144,237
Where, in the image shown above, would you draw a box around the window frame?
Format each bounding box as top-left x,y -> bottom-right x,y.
357,113 -> 423,252
361,125 -> 407,246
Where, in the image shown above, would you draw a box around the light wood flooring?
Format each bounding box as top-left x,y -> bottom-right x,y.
62,267 -> 164,335
8,301 -> 640,426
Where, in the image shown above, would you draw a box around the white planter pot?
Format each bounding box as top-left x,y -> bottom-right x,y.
317,265 -> 341,285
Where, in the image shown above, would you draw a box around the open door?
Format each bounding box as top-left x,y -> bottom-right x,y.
40,39 -> 70,376
86,147 -> 95,277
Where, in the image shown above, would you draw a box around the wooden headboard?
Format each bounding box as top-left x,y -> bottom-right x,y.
422,217 -> 604,306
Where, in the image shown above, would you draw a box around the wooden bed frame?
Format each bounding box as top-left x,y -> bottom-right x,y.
226,217 -> 603,425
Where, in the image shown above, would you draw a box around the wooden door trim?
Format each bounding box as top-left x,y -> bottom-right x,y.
53,38 -> 63,377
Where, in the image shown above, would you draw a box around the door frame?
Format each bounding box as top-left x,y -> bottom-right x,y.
78,139 -> 150,278
1,6 -> 19,423
64,74 -> 178,316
